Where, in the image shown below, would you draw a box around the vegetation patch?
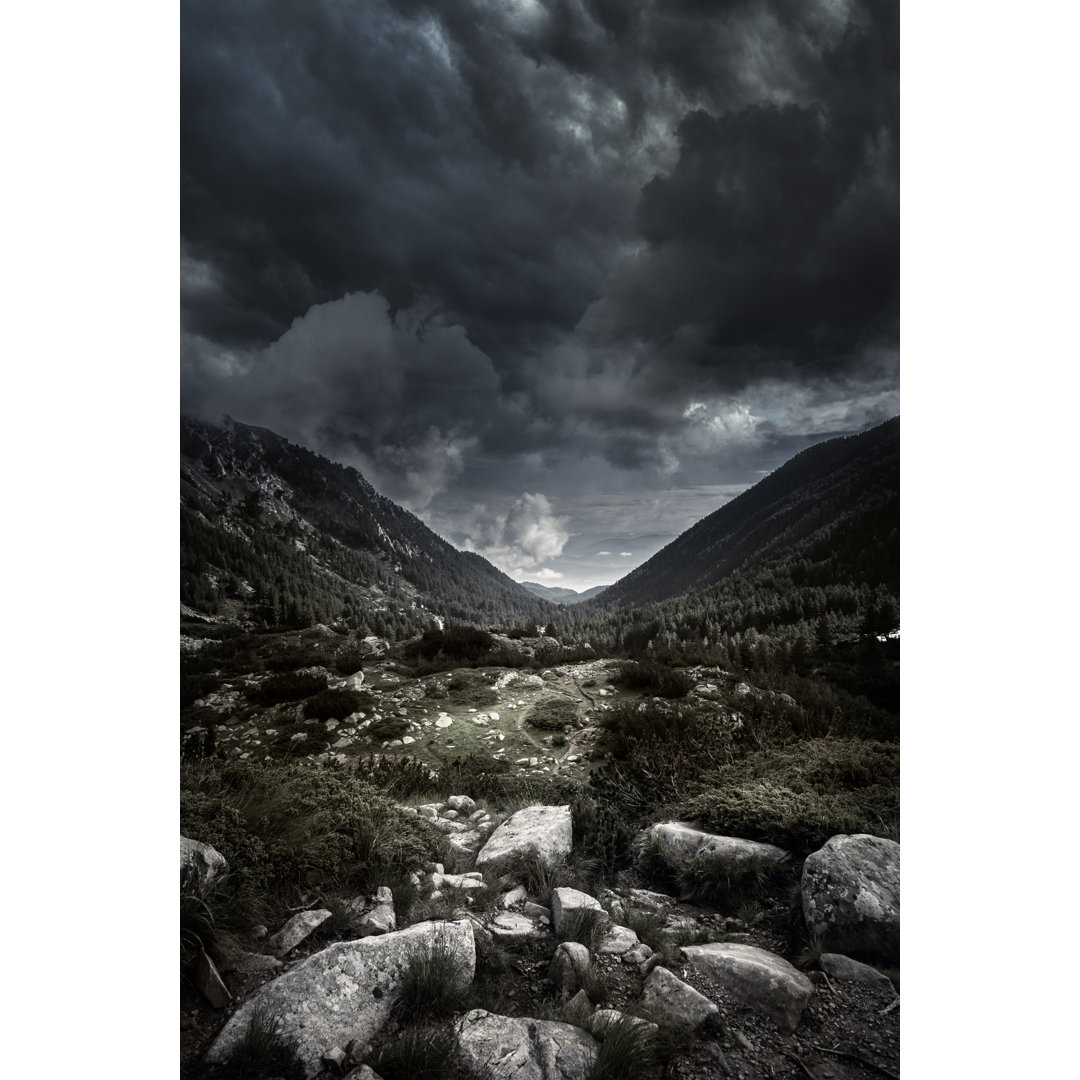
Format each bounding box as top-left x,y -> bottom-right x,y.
616,659 -> 695,699
210,1005 -> 306,1080
303,687 -> 366,720
524,697 -> 580,731
246,670 -> 328,706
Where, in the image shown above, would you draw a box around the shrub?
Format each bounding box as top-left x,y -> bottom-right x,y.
446,670 -> 499,707
590,1014 -> 657,1080
617,660 -> 695,698
391,936 -> 466,1023
673,852 -> 793,909
211,1005 -> 306,1080
303,687 -> 366,720
525,699 -> 580,732
571,796 -> 635,882
247,671 -> 328,706
367,715 -> 411,741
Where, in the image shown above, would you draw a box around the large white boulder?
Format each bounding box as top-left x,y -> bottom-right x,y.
802,834 -> 899,964
204,920 -> 475,1078
647,823 -> 790,866
681,942 -> 813,1034
475,805 -> 572,874
454,1009 -> 598,1080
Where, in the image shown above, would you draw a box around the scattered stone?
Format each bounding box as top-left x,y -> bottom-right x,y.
623,942 -> 653,967
268,909 -> 333,957
343,670 -> 365,690
490,912 -> 540,944
682,942 -> 813,1034
447,794 -> 477,813
322,1047 -> 348,1070
206,920 -> 475,1078
548,941 -> 592,995
802,834 -> 900,964
194,948 -> 232,1008
475,805 -> 573,874
550,887 -> 606,937
596,923 -> 641,956
500,885 -> 528,909
454,1009 -> 599,1080
820,952 -> 896,993
640,966 -> 719,1029
180,836 -> 228,897
647,822 -> 790,866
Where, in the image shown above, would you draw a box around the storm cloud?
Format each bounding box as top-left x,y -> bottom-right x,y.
181,0 -> 898,586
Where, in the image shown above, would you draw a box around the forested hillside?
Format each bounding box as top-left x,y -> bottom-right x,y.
180,416 -> 555,637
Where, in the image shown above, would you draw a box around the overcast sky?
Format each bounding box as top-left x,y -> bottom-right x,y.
181,0 -> 898,591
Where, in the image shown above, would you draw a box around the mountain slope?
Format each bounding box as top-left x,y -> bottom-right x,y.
180,416 -> 554,636
583,418 -> 898,614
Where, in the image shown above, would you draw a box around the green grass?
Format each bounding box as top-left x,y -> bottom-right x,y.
557,908 -> 608,949
390,934 -> 466,1023
590,1014 -> 658,1080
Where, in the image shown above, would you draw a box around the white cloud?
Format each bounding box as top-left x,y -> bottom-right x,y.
620,551 -> 632,557
532,567 -> 565,581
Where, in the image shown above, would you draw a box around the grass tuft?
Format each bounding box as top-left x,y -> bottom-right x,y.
211,1005 -> 306,1080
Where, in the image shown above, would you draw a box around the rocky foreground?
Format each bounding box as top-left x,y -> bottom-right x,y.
181,803 -> 899,1080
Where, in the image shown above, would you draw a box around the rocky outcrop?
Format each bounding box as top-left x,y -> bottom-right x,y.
802,834 -> 899,964
180,835 -> 228,896
647,823 -> 790,866
640,965 -> 720,1028
454,1009 -> 599,1080
475,805 -> 573,874
682,942 -> 814,1034
205,919 -> 475,1078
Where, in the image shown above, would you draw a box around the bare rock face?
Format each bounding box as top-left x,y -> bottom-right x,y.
205,920 -> 475,1078
475,805 -> 573,874
802,834 -> 899,964
454,1009 -> 599,1080
681,942 -> 814,1034
640,966 -> 719,1029
647,823 -> 790,866
357,636 -> 389,657
180,835 -> 228,897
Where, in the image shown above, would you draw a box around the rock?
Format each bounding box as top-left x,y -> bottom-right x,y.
343,1068 -> 382,1080
445,831 -> 485,870
218,947 -> 284,975
623,943 -> 654,967
344,670 -> 365,690
359,887 -> 396,937
548,941 -> 592,995
550,887 -> 606,937
206,920 -> 475,1078
500,885 -> 528,909
454,1009 -> 599,1080
489,912 -> 540,944
624,887 -> 677,912
194,948 -> 232,1008
640,966 -> 719,1029
267,909 -> 333,957
322,1047 -> 348,1070
180,835 -> 228,897
447,795 -> 477,813
357,636 -> 389,657
596,923 -> 640,956
802,834 -> 900,963
647,823 -> 790,866
475,805 -> 573,874
682,942 -> 813,1034
820,953 -> 896,993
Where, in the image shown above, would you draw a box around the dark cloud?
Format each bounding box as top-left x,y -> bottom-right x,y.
181,0 -> 898,583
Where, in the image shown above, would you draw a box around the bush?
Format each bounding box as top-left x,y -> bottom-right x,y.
525,698 -> 580,732
617,660 -> 695,699
211,1005 -> 306,1080
672,852 -> 794,908
247,671 -> 328,705
572,795 -> 635,881
446,671 -> 498,707
368,715 -> 411,741
303,687 -> 366,720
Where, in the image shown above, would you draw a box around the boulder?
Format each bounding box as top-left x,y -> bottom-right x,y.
475,805 -> 573,874
206,920 -> 475,1078
454,1009 -> 599,1080
640,966 -> 719,1029
489,912 -> 542,944
820,952 -> 896,993
681,942 -> 813,1034
447,794 -> 477,813
268,909 -> 332,957
357,636 -> 389,657
344,670 -> 365,690
801,834 -> 899,964
595,924 -> 640,956
647,823 -> 790,866
194,948 -> 232,1008
548,941 -> 592,995
180,836 -> 228,897
550,888 -> 606,937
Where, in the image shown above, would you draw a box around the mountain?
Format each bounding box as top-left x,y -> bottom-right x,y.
520,582 -> 609,605
180,416 -> 554,637
583,417 -> 898,614
555,418 -> 899,710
